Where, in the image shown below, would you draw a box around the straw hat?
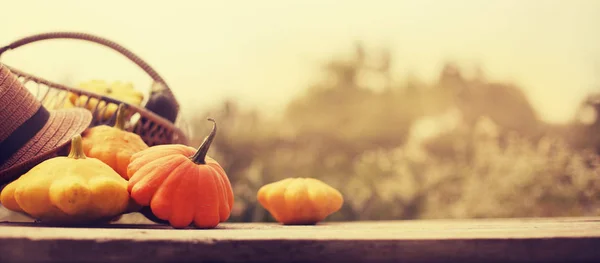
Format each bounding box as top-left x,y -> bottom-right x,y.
0,64 -> 92,184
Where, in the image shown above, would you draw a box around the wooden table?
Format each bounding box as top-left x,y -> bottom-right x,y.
0,213 -> 599,263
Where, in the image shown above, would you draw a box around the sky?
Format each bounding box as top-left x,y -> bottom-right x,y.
1,0 -> 599,125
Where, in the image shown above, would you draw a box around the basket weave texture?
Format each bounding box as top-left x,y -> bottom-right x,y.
0,32 -> 188,147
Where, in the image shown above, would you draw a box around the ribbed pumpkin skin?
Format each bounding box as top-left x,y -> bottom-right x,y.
127,144 -> 234,229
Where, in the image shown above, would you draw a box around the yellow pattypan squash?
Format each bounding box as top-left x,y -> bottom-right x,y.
0,135 -> 130,225
69,80 -> 144,120
257,177 -> 344,225
82,104 -> 149,180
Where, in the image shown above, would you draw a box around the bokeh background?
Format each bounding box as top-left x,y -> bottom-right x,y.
2,0 -> 600,222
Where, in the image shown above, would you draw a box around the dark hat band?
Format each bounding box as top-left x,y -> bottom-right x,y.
0,105 -> 50,164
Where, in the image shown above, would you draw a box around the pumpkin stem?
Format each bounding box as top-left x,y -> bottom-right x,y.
190,118 -> 217,165
114,103 -> 126,130
68,135 -> 87,159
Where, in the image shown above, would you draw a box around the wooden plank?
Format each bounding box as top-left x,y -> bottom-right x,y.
0,214 -> 599,263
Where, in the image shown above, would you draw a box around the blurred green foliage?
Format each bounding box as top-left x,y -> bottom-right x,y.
188,44 -> 600,222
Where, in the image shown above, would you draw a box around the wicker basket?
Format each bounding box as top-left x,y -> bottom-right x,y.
0,32 -> 188,146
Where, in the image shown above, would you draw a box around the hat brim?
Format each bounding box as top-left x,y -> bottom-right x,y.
0,107 -> 92,184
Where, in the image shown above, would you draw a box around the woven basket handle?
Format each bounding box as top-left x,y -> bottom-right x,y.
0,32 -> 170,89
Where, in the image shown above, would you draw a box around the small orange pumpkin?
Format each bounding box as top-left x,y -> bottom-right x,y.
257,178 -> 344,225
82,104 -> 149,179
127,118 -> 234,228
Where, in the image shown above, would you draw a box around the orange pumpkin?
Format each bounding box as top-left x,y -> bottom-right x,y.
127,118 -> 234,228
82,104 -> 149,180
